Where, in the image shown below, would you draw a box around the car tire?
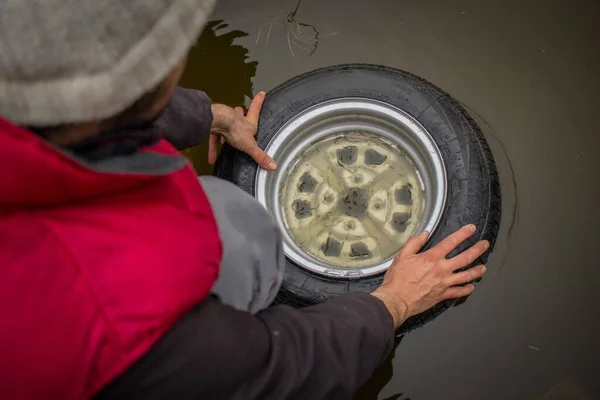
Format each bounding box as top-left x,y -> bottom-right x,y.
214,64 -> 501,334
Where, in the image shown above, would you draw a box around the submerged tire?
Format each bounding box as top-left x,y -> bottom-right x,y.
214,64 -> 501,334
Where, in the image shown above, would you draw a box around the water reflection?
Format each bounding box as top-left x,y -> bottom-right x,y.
178,20 -> 258,174
353,339 -> 410,400
256,0 -> 326,57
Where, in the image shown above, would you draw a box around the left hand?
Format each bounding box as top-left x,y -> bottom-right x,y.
371,225 -> 489,328
208,92 -> 277,171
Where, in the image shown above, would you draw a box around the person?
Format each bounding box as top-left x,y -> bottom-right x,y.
0,0 -> 489,399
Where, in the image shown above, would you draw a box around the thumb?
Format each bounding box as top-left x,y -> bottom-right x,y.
247,143 -> 277,171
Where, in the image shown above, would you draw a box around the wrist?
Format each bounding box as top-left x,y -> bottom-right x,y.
371,288 -> 409,329
210,104 -> 234,134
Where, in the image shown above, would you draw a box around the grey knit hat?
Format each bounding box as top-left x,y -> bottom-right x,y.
0,0 -> 216,126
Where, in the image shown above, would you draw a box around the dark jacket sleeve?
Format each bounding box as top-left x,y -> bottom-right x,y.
155,86 -> 213,150
95,293 -> 395,400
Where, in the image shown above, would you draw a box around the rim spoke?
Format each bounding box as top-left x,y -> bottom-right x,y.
361,214 -> 397,251
321,154 -> 349,191
304,209 -> 337,236
370,167 -> 402,192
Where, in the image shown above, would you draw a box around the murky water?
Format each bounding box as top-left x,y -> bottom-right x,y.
281,134 -> 424,269
181,1 -> 600,398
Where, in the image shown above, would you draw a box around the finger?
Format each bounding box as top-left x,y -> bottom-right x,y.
246,142 -> 277,171
247,91 -> 266,127
446,265 -> 486,286
429,224 -> 477,257
234,106 -> 244,116
221,136 -> 225,144
208,134 -> 220,164
399,231 -> 430,257
442,284 -> 475,300
445,240 -> 490,271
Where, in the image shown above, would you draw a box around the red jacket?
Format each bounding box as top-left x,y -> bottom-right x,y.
0,116 -> 222,399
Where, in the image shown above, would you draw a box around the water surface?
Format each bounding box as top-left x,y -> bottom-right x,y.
181,1 -> 600,398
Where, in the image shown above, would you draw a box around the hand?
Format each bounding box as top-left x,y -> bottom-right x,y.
208,92 -> 277,171
371,224 -> 489,329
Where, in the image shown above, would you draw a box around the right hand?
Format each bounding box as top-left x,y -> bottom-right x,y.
371,224 -> 489,328
208,92 -> 277,171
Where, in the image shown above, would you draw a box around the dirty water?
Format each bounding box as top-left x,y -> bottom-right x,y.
179,0 -> 600,398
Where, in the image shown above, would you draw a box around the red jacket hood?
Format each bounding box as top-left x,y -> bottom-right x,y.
0,117 -> 176,209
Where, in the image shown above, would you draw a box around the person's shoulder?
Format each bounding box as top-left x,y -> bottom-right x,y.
0,212 -> 73,262
0,212 -> 121,400
0,211 -> 103,308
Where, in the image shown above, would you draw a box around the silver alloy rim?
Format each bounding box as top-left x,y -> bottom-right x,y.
256,98 -> 447,278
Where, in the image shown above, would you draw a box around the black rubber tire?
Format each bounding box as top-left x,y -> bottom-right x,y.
214,64 -> 501,334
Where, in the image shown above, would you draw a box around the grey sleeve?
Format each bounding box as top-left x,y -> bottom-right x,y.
95,293 -> 395,400
155,86 -> 213,150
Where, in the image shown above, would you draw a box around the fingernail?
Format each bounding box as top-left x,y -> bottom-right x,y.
268,161 -> 277,170
481,265 -> 487,273
483,241 -> 490,250
469,224 -> 476,233
421,230 -> 430,236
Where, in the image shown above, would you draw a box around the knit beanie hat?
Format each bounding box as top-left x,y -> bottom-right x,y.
0,0 -> 216,126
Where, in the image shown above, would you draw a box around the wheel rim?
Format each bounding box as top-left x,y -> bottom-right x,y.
256,98 -> 447,278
